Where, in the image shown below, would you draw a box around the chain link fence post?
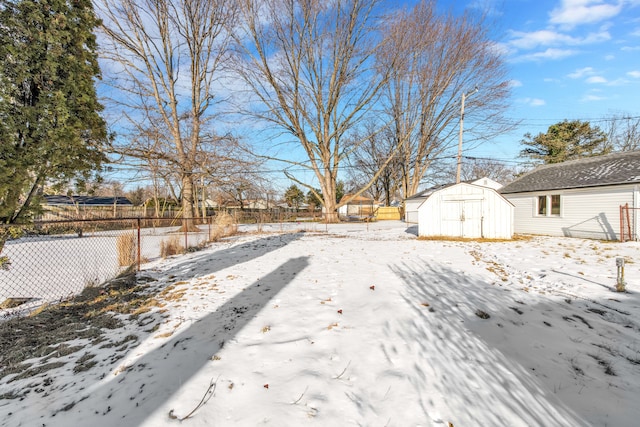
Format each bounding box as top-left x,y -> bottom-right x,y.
137,218 -> 141,272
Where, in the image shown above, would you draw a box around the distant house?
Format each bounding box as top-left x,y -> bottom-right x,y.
40,195 -> 133,220
500,151 -> 640,241
417,182 -> 513,239
43,195 -> 133,207
405,177 -> 503,223
338,194 -> 377,220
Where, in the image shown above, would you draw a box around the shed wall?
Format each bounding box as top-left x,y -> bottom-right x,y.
404,199 -> 423,223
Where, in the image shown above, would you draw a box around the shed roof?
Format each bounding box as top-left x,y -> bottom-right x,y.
44,195 -> 133,206
405,177 -> 501,201
500,150 -> 640,194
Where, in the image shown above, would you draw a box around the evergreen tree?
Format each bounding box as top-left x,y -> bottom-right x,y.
520,120 -> 609,164
283,185 -> 304,210
306,189 -> 322,209
0,0 -> 107,227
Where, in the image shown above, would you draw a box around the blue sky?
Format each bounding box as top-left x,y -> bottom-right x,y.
101,0 -> 640,191
454,0 -> 640,164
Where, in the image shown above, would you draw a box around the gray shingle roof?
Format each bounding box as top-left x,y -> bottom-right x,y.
404,184 -> 450,201
500,150 -> 640,194
44,195 -> 133,206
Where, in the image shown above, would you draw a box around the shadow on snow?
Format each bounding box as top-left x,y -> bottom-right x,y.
50,233 -> 309,425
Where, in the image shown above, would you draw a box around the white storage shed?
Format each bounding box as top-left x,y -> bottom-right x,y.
405,177 -> 503,224
418,182 -> 514,239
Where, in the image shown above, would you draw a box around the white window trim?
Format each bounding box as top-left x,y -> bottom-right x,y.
536,194 -> 562,217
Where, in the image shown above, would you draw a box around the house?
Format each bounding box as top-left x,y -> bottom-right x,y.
499,151 -> 640,241
40,195 -> 134,220
44,195 -> 133,207
338,194 -> 377,220
417,182 -> 513,239
405,177 -> 503,223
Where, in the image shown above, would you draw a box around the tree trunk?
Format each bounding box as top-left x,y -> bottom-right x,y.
181,174 -> 199,231
324,201 -> 339,223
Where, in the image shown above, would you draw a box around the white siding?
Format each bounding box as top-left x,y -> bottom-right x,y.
504,184 -> 636,240
404,199 -> 424,223
418,183 -> 513,239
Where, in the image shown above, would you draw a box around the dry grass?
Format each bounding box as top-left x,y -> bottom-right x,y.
417,234 -> 532,243
160,236 -> 183,258
0,272 -> 161,385
209,212 -> 239,242
117,233 -> 136,266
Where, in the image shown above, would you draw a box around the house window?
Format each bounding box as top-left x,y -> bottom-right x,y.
537,194 -> 561,216
551,195 -> 561,215
538,196 -> 547,215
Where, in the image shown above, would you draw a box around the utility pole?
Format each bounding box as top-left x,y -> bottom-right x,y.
456,87 -> 478,183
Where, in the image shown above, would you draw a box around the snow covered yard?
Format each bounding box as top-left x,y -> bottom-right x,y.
1,221 -> 639,426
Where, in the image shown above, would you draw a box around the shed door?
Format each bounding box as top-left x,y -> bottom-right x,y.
443,200 -> 483,238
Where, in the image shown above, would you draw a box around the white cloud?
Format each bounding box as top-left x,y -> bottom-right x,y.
491,42 -> 515,57
509,30 -> 574,49
508,29 -> 610,49
568,67 -> 596,78
468,0 -> 503,16
606,78 -> 629,85
513,48 -> 579,62
519,97 -> 546,106
509,79 -> 523,87
604,54 -> 615,60
586,75 -> 608,83
621,46 -> 640,51
581,94 -> 607,101
550,0 -> 622,28
628,70 -> 640,78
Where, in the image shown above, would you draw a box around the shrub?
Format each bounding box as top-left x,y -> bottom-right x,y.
160,236 -> 183,258
116,233 -> 136,266
209,212 -> 238,242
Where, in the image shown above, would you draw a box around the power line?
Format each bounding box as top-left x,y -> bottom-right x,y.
494,115 -> 640,126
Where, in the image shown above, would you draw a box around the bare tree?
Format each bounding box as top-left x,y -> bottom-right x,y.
347,123 -> 402,206
441,157 -> 517,185
605,114 -> 640,152
378,1 -> 511,198
109,118 -> 182,216
232,0 -> 395,222
96,0 -> 237,229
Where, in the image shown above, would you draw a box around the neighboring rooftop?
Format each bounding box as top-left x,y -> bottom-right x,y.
405,177 -> 503,200
339,194 -> 377,203
500,150 -> 640,194
404,184 -> 449,201
43,195 -> 133,206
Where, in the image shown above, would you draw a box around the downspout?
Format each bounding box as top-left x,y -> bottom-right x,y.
634,184 -> 639,241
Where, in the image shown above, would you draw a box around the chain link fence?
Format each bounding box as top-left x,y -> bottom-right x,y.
0,217 -> 219,318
